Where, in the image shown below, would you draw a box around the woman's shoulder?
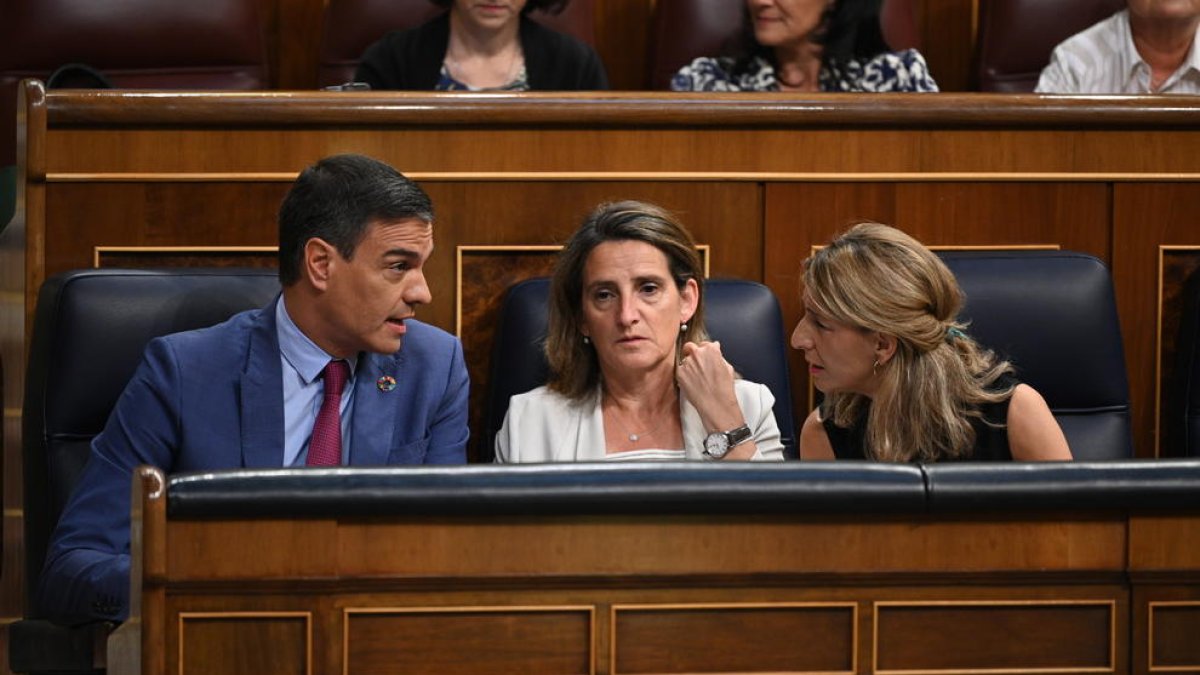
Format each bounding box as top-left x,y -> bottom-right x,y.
841,48 -> 939,92
508,385 -> 595,417
369,12 -> 450,50
671,56 -> 766,91
518,17 -> 608,89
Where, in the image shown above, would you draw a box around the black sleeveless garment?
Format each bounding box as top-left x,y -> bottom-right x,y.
822,373 -> 1018,462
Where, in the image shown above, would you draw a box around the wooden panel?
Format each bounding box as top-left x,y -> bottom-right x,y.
179,613 -> 309,675
1129,515 -> 1200,570
1156,248 -> 1200,458
763,181 -> 1111,437
594,0 -> 651,90
272,0 -> 325,90
875,601 -> 1115,673
167,520 -> 339,579
424,180 -> 760,336
1113,184 -> 1200,457
44,182 -> 286,276
95,248 -> 278,269
917,0 -> 976,92
344,607 -> 591,675
1149,603 -> 1200,671
334,516 -> 1125,578
612,603 -> 855,674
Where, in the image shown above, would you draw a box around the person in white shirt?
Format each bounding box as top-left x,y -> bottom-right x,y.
496,201 -> 785,463
1036,0 -> 1200,93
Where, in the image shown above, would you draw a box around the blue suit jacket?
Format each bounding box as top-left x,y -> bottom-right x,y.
38,298 -> 469,624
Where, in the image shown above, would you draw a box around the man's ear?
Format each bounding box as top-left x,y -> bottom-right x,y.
874,332 -> 898,366
305,238 -> 336,291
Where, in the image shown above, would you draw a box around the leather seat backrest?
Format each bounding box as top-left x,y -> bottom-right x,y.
647,0 -> 920,89
22,268 -> 280,615
938,251 -> 1132,459
484,277 -> 797,459
317,0 -> 596,87
975,0 -> 1124,92
0,0 -> 267,174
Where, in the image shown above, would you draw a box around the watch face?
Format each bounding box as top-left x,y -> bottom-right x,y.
704,432 -> 729,458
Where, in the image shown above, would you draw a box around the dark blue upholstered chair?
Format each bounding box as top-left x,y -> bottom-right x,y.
484,277 -> 797,460
11,269 -> 279,675
939,251 -> 1132,460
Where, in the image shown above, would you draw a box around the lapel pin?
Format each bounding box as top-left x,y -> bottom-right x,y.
376,375 -> 397,392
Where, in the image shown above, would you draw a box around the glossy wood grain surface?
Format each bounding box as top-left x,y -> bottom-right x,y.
117,473 -> 1198,675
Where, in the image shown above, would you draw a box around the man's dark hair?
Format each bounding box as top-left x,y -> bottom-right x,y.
278,154 -> 433,286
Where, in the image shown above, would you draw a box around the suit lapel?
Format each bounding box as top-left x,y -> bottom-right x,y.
240,297 -> 286,468
350,352 -> 400,466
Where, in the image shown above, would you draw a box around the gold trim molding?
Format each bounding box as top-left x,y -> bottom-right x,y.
93,245 -> 278,268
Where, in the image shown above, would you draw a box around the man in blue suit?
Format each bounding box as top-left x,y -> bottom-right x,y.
38,154 -> 469,623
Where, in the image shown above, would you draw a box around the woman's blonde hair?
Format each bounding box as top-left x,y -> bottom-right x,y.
545,201 -> 708,401
804,222 -> 1014,461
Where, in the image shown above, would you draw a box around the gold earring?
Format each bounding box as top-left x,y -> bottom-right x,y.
872,359 -> 880,376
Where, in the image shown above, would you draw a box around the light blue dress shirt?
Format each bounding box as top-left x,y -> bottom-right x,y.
276,297 -> 358,466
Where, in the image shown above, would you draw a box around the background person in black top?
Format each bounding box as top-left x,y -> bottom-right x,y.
356,0 -> 608,91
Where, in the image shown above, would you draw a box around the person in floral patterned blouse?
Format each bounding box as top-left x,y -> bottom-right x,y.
671,0 -> 938,92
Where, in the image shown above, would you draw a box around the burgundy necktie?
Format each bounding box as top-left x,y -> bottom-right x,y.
306,360 -> 350,467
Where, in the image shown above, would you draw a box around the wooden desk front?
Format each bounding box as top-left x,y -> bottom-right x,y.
105,466 -> 1200,675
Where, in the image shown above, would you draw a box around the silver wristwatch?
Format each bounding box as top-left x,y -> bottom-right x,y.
703,424 -> 752,459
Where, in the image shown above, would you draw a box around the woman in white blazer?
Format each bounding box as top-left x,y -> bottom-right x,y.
496,201 -> 784,462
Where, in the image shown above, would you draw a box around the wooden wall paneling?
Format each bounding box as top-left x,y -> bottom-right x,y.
43,182 -> 288,278
763,181 -> 1112,440
332,515 -> 1125,578
1156,247 -> 1200,458
274,0 -> 326,90
915,0 -> 977,91
1113,183 -> 1200,458
1131,584 -> 1200,675
594,0 -> 652,90
612,603 -> 856,674
178,613 -> 310,675
0,81 -> 43,674
345,607 -> 593,675
874,600 -> 1117,673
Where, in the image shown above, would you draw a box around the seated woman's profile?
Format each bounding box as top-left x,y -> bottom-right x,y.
793,223 -> 1072,462
496,201 -> 785,462
671,0 -> 938,92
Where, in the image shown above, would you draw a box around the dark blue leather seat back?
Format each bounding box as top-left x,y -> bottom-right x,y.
22,269 -> 280,617
484,277 -> 796,459
939,251 -> 1132,460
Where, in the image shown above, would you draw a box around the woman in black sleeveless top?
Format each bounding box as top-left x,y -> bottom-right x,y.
792,223 -> 1072,462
